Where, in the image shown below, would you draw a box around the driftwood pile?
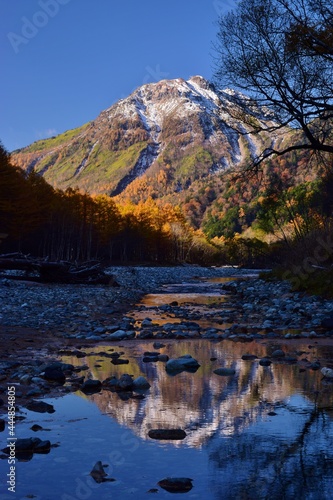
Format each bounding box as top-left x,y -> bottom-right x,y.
0,253 -> 114,285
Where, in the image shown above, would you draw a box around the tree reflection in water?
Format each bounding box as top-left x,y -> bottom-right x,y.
209,400 -> 333,499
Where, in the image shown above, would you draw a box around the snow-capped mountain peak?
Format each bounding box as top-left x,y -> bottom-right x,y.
12,76 -> 279,198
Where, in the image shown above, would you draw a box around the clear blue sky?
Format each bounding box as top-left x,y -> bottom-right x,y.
1,0 -> 235,152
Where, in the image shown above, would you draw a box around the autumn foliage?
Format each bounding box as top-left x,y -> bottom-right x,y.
0,143 -> 218,264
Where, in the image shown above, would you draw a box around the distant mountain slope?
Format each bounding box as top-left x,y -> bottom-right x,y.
12,76 -> 282,197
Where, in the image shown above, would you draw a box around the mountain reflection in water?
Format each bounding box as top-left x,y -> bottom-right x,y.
60,339 -> 333,498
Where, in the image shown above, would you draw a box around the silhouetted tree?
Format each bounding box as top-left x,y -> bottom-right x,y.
214,0 -> 333,167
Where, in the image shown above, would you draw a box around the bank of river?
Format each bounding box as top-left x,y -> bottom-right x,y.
0,266 -> 333,499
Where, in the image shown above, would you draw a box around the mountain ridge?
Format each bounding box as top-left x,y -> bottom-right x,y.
12,75 -> 281,199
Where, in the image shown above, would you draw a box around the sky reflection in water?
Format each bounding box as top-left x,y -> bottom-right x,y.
1,339 -> 333,499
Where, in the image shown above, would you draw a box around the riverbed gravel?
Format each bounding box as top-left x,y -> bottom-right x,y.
1,266 -> 333,340
0,266 -> 251,333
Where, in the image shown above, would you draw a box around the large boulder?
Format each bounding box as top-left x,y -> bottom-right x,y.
165,355 -> 200,374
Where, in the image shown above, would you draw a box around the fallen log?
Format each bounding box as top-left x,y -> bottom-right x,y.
0,256 -> 113,285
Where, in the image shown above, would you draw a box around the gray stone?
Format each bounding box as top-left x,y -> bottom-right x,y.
213,367 -> 236,376
141,318 -> 153,327
166,355 -> 200,373
132,376 -> 151,390
111,358 -> 129,365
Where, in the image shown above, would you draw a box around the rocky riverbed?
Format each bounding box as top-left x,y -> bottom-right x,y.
1,265 -> 333,499
1,265 -> 333,337
1,265 -> 333,405
0,265 -> 254,335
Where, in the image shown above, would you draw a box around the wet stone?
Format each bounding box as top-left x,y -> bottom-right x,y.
132,376 -> 150,390
143,351 -> 160,362
271,350 -> 285,358
214,367 -> 236,376
242,354 -> 258,361
111,358 -> 129,365
166,355 -> 200,374
81,379 -> 102,394
285,356 -> 298,364
259,358 -> 272,367
158,477 -> 193,493
153,342 -> 166,349
30,424 -> 43,432
25,400 -> 55,414
43,367 -> 66,384
157,354 -> 169,362
310,361 -> 321,370
90,461 -> 115,483
148,429 -> 187,440
2,437 -> 51,456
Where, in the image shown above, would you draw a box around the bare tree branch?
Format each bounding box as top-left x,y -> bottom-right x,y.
214,0 -> 333,168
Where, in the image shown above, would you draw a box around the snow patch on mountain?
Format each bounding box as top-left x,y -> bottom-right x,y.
74,141 -> 99,177
110,142 -> 161,196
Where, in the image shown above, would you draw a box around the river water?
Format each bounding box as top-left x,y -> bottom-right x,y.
1,277 -> 333,499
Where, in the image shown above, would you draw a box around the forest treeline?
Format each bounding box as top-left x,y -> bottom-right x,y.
3,138 -> 333,274
0,143 -> 222,265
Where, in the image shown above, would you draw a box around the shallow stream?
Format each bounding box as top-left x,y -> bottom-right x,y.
1,276 -> 333,499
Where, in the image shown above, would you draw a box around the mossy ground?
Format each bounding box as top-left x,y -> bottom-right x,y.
261,267 -> 333,298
